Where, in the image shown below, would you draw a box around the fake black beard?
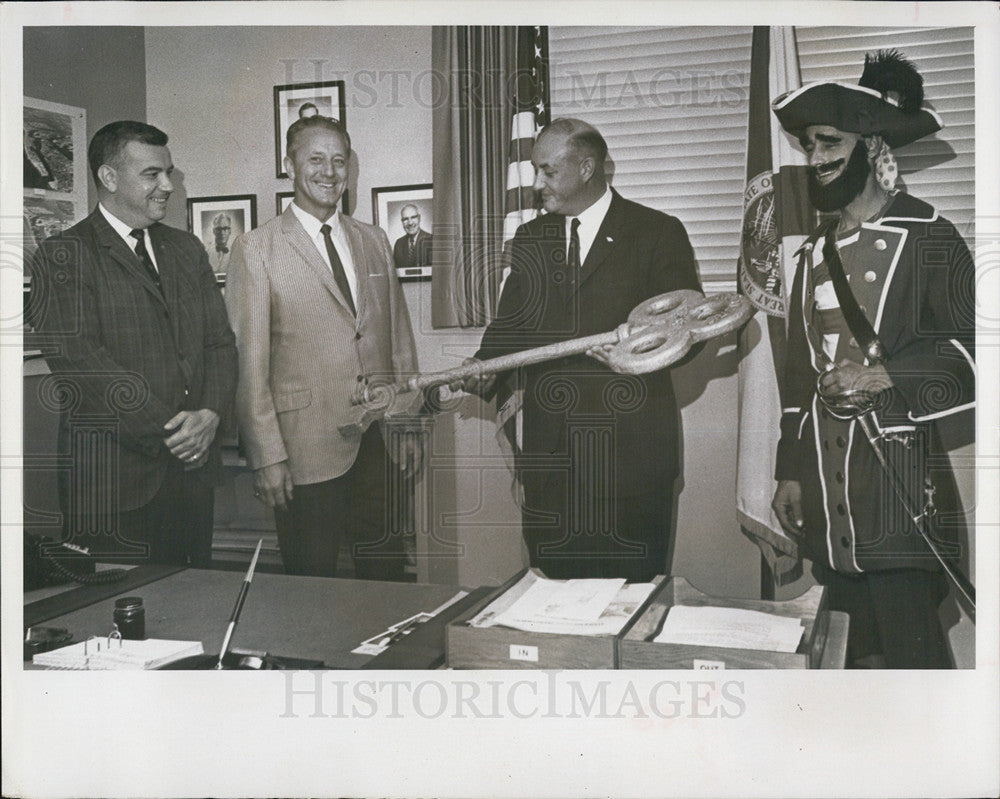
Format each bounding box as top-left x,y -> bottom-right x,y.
807,141 -> 871,213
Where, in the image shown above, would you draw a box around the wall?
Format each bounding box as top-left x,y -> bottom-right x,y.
22,26 -> 147,210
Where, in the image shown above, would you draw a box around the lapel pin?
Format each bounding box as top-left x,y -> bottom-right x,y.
606,236 -> 614,243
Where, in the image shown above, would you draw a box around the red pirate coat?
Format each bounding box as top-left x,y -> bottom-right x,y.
775,192 -> 975,573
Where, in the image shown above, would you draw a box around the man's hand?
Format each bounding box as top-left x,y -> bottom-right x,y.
585,343 -> 614,367
818,359 -> 892,398
390,435 -> 425,480
254,461 -> 294,510
164,409 -> 220,466
771,480 -> 804,538
457,357 -> 496,398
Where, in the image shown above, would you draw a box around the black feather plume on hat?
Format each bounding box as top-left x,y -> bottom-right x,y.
859,50 -> 924,114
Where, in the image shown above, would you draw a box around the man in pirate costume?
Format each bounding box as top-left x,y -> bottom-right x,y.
770,51 -> 975,668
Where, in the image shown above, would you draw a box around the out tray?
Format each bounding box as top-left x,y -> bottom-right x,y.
618,577 -> 830,669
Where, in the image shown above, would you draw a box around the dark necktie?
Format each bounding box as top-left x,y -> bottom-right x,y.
567,217 -> 581,294
129,228 -> 163,295
320,223 -> 356,315
408,235 -> 415,260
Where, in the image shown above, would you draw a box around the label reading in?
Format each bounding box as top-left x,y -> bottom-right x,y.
510,644 -> 539,662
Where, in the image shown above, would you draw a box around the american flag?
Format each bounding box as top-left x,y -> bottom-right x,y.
502,26 -> 550,248
496,26 -> 549,479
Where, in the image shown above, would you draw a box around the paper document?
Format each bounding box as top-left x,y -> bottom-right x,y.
33,638 -> 204,670
469,572 -> 655,636
352,590 -> 470,656
653,605 -> 805,652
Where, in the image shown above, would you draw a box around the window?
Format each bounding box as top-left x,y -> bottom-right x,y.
549,26 -> 753,289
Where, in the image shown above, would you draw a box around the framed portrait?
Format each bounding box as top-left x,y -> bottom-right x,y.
187,194 -> 257,282
276,191 -> 294,215
273,80 -> 346,178
372,183 -> 434,281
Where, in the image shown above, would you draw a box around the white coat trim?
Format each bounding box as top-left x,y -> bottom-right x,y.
863,222 -> 908,345
813,394 -> 837,571
844,420 -> 863,573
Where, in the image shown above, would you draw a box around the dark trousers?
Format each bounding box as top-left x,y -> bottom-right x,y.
812,562 -> 951,668
274,425 -> 404,581
522,470 -> 672,581
95,464 -> 214,567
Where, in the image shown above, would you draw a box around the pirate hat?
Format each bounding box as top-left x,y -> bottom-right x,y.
772,50 -> 942,149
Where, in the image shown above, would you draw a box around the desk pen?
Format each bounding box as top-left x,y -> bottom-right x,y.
215,539 -> 262,670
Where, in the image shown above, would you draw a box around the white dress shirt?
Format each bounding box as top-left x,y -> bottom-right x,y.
290,201 -> 358,304
99,203 -> 159,271
565,184 -> 613,264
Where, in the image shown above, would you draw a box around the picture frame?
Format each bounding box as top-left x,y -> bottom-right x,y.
273,80 -> 346,179
371,183 -> 434,281
187,194 -> 257,282
22,97 -> 87,266
276,190 -> 294,215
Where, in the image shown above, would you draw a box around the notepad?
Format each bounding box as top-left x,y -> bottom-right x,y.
33,638 -> 204,670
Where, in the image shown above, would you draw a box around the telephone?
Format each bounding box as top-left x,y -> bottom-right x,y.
24,532 -> 127,590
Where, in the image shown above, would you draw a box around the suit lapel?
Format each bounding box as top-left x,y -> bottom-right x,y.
576,190 -> 624,294
280,207 -> 355,317
90,210 -> 166,306
147,225 -> 181,331
341,216 -> 368,323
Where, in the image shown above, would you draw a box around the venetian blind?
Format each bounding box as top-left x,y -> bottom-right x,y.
795,26 -> 975,238
548,27 -> 753,288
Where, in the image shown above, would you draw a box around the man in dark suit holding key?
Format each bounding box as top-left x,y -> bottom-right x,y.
469,118 -> 702,581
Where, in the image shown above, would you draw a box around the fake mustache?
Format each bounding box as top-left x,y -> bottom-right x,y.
812,158 -> 846,178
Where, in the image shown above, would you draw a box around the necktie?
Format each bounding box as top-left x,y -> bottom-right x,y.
129,228 -> 163,295
320,223 -> 356,315
567,217 -> 581,294
408,235 -> 415,260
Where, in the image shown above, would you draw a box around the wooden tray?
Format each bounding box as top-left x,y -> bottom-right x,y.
618,577 -> 829,669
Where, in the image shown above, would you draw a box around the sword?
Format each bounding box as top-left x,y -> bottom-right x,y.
818,366 -> 976,621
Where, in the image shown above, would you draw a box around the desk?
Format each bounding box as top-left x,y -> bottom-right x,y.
26,568 -> 474,669
27,569 -> 849,670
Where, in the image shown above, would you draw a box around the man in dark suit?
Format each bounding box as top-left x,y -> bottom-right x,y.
29,120 -> 237,567
470,118 -> 701,582
392,204 -> 433,270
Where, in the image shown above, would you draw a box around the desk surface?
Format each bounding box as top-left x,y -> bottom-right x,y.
29,569 -> 466,669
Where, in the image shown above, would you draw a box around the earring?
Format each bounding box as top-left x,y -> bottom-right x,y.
874,141 -> 898,192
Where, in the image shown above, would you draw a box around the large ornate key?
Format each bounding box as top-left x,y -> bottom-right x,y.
353,289 -> 753,417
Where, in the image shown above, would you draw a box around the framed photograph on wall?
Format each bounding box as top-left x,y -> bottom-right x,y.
276,191 -> 294,215
372,183 -> 433,282
22,97 -> 87,264
273,80 -> 346,178
187,194 -> 257,282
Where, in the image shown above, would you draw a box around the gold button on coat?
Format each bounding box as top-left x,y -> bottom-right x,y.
864,270 -> 877,283
874,239 -> 887,250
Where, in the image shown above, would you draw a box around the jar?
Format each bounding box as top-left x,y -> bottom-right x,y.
113,596 -> 146,640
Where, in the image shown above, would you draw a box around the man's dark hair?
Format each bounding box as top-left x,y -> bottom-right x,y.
541,118 -> 608,165
88,121 -> 168,186
286,116 -> 351,160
